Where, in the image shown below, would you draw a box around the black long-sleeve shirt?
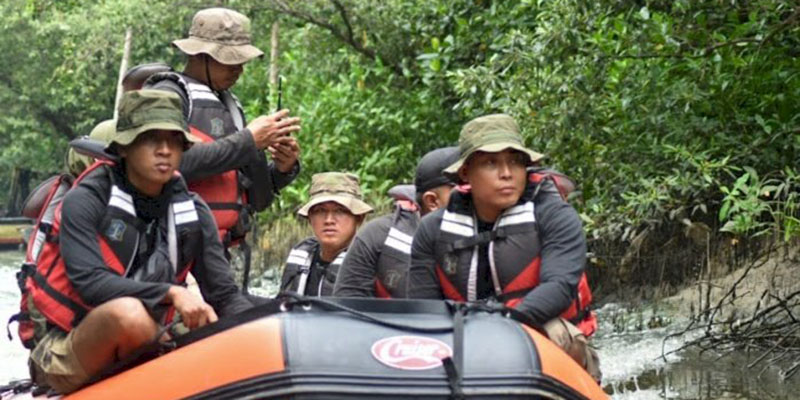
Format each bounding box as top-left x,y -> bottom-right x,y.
60,166 -> 251,319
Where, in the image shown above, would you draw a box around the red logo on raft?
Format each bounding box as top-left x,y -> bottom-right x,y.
371,335 -> 452,370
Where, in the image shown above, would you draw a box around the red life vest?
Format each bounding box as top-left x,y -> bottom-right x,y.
374,280 -> 392,299
24,162 -> 197,334
187,126 -> 246,242
10,173 -> 74,348
432,170 -> 597,337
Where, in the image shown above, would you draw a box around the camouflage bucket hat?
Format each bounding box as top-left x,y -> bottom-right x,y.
66,119 -> 117,175
173,8 -> 264,65
298,172 -> 373,217
443,114 -> 545,180
108,90 -> 198,152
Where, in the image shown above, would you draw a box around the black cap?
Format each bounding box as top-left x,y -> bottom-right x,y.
414,146 -> 460,193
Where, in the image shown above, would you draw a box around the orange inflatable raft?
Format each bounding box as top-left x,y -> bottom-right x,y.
2,296 -> 607,400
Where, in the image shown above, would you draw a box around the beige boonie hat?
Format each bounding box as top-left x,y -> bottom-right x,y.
443,113 -> 545,180
173,8 -> 264,65
298,172 -> 373,217
108,90 -> 199,153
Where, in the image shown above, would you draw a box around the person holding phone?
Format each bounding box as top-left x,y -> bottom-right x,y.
146,8 -> 301,254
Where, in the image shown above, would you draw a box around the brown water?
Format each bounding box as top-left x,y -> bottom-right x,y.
2,250 -> 799,398
594,303 -> 800,399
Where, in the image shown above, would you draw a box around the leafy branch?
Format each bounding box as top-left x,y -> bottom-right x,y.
264,0 -> 404,76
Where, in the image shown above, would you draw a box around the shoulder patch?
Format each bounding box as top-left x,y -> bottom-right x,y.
210,118 -> 224,136
105,219 -> 127,242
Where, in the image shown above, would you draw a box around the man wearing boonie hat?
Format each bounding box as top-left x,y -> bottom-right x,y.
146,7 -> 302,257
27,90 -> 252,394
407,114 -> 602,382
334,147 -> 460,298
280,172 -> 373,297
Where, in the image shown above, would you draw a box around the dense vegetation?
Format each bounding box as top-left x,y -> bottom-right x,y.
1,0 -> 798,295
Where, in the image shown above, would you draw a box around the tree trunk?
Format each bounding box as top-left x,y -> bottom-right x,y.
6,168 -> 31,217
270,21 -> 280,108
114,28 -> 133,120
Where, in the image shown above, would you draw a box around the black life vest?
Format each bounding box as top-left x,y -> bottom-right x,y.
23,162 -> 202,334
281,238 -> 346,297
374,204 -> 419,298
432,170 -> 597,336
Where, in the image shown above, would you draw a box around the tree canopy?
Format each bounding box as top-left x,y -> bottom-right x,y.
1,1 -> 798,281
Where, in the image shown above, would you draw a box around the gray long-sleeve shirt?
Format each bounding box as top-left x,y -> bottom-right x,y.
147,78 -> 298,211
407,190 -> 586,325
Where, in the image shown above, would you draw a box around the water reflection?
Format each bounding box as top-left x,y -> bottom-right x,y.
595,302 -> 800,399
1,249 -> 799,398
0,250 -> 30,383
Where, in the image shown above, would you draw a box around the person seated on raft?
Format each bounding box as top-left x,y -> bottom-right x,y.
333,147 -> 459,298
279,172 -> 373,297
406,114 -> 601,382
27,90 -> 252,394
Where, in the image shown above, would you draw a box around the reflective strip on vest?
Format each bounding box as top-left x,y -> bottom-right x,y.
318,252 -> 346,296
187,83 -> 220,102
26,175 -> 72,265
109,186 -> 136,216
288,248 -> 313,296
441,210 -> 474,237
287,248 -> 311,266
384,227 -> 413,255
496,202 -> 535,227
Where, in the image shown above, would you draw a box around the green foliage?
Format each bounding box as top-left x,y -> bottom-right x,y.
719,167 -> 800,241
1,0 -> 798,248
425,0 -> 800,241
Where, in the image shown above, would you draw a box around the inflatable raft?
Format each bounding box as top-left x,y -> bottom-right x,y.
2,296 -> 607,399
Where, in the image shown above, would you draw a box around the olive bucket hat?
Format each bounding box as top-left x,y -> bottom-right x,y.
298,172 -> 373,217
107,90 -> 199,153
443,114 -> 545,180
66,119 -> 117,176
173,8 -> 264,65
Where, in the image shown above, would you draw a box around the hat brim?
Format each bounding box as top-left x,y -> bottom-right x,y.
173,38 -> 263,65
106,122 -> 200,151
297,194 -> 373,217
442,143 -> 545,181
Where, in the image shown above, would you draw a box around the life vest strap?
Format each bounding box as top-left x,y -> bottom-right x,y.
444,223 -> 535,253
567,305 -> 592,326
31,269 -> 87,328
496,289 -> 594,330
6,312 -> 28,340
17,263 -> 34,292
493,288 -> 531,303
207,202 -> 244,211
